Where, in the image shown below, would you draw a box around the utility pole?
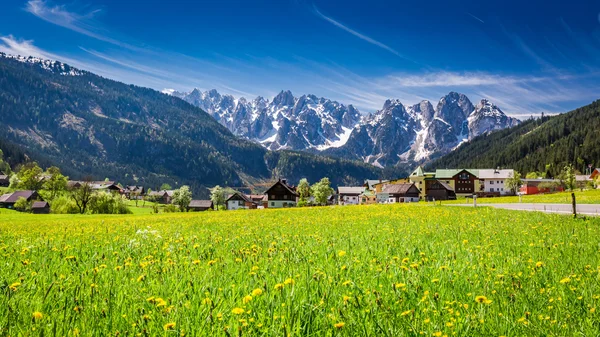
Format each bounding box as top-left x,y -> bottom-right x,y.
572,193 -> 577,218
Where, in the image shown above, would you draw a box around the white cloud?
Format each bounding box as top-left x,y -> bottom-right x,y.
25,0 -> 138,50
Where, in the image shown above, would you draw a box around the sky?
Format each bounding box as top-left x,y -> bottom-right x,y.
1,0 -> 600,117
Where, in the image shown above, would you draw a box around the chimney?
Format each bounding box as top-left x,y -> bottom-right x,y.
281,179 -> 287,185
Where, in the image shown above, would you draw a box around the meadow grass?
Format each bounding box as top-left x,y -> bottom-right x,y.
1,204 -> 599,336
445,189 -> 600,205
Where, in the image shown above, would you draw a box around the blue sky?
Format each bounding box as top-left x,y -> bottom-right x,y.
1,0 -> 600,117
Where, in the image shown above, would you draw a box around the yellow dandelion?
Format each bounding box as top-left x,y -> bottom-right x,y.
338,250 -> 346,257
232,307 -> 245,315
284,278 -> 294,285
32,311 -> 43,320
475,296 -> 491,304
164,322 -> 176,330
334,322 -> 345,329
251,288 -> 263,297
274,283 -> 284,290
243,295 -> 252,304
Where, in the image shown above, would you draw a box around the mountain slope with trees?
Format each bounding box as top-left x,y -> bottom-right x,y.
0,54 -> 381,195
427,100 -> 600,177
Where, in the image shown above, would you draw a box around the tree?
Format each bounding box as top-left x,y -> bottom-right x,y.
13,162 -> 44,190
311,178 -> 333,206
70,181 -> 94,214
209,185 -> 226,210
559,164 -> 576,191
0,149 -> 12,175
525,172 -> 539,179
297,178 -> 310,204
43,166 -> 68,200
505,171 -> 523,195
89,192 -> 131,214
160,183 -> 172,191
172,185 -> 192,212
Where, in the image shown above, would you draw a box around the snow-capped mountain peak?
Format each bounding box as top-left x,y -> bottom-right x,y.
173,88 -> 519,166
1,52 -> 84,76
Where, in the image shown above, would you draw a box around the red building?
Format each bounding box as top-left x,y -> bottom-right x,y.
519,179 -> 564,195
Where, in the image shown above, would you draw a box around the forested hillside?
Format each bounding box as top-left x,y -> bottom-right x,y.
428,100 -> 600,177
0,54 -> 381,195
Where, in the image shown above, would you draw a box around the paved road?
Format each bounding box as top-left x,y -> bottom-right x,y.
449,203 -> 600,216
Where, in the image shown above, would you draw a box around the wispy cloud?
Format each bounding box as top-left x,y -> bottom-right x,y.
25,0 -> 138,50
313,5 -> 414,63
466,12 -> 485,24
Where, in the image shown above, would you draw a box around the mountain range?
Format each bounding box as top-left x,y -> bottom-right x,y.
170,89 -> 519,167
0,53 -> 382,196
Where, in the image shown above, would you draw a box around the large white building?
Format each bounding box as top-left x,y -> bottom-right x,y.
337,187 -> 366,205
477,169 -> 514,195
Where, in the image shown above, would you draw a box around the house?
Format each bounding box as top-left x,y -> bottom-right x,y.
360,190 -> 377,205
377,183 -> 420,203
434,169 -> 480,196
408,166 -> 436,199
148,190 -> 174,204
0,175 -> 9,187
263,179 -> 298,208
477,169 -> 514,195
31,201 -> 50,214
424,180 -> 457,201
188,200 -> 213,212
576,175 -> 591,189
124,186 -> 145,199
337,186 -> 366,205
226,193 -> 258,210
0,190 -> 40,209
520,179 -> 564,195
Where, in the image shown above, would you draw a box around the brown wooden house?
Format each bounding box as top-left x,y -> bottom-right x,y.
377,183 -> 421,203
452,169 -> 478,195
425,180 -> 457,201
0,190 -> 40,209
264,179 -> 298,208
0,175 -> 9,187
188,200 -> 214,212
226,193 -> 258,210
31,201 -> 50,214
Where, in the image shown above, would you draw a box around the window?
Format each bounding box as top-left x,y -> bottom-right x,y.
271,202 -> 275,207
490,181 -> 494,185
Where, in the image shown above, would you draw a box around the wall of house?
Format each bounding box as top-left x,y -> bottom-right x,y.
227,200 -> 248,210
483,179 -> 508,194
265,200 -> 296,208
340,195 -> 360,205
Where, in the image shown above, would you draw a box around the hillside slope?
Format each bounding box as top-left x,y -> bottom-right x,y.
427,100 -> 600,176
0,54 -> 381,194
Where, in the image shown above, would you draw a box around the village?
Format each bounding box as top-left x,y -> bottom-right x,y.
1,164 -> 598,214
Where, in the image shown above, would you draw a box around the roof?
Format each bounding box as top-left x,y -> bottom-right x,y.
477,169 -> 514,179
148,190 -> 169,197
227,192 -> 254,203
522,178 -> 560,183
338,186 -> 366,195
381,183 -> 416,194
32,201 -> 49,208
265,179 -> 298,196
435,169 -> 479,179
0,190 -> 36,203
576,175 -> 590,181
189,200 -> 213,208
411,166 -> 425,177
364,179 -> 388,190
247,194 -> 266,202
0,175 -> 8,180
438,181 -> 454,191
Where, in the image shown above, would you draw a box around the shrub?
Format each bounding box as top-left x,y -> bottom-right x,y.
51,196 -> 79,214
13,197 -> 31,212
89,192 -> 132,214
163,204 -> 179,213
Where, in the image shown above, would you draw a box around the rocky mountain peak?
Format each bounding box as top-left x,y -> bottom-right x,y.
273,90 -> 295,107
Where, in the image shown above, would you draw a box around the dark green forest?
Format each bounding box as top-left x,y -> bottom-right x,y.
428,100 -> 600,177
0,54 -> 382,196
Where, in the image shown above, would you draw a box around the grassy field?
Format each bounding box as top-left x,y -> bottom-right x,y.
1,204 -> 599,335
446,189 -> 600,205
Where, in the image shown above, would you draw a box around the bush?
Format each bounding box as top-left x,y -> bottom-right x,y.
51,196 -> 79,214
89,192 -> 132,214
163,204 -> 179,213
13,197 -> 31,212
